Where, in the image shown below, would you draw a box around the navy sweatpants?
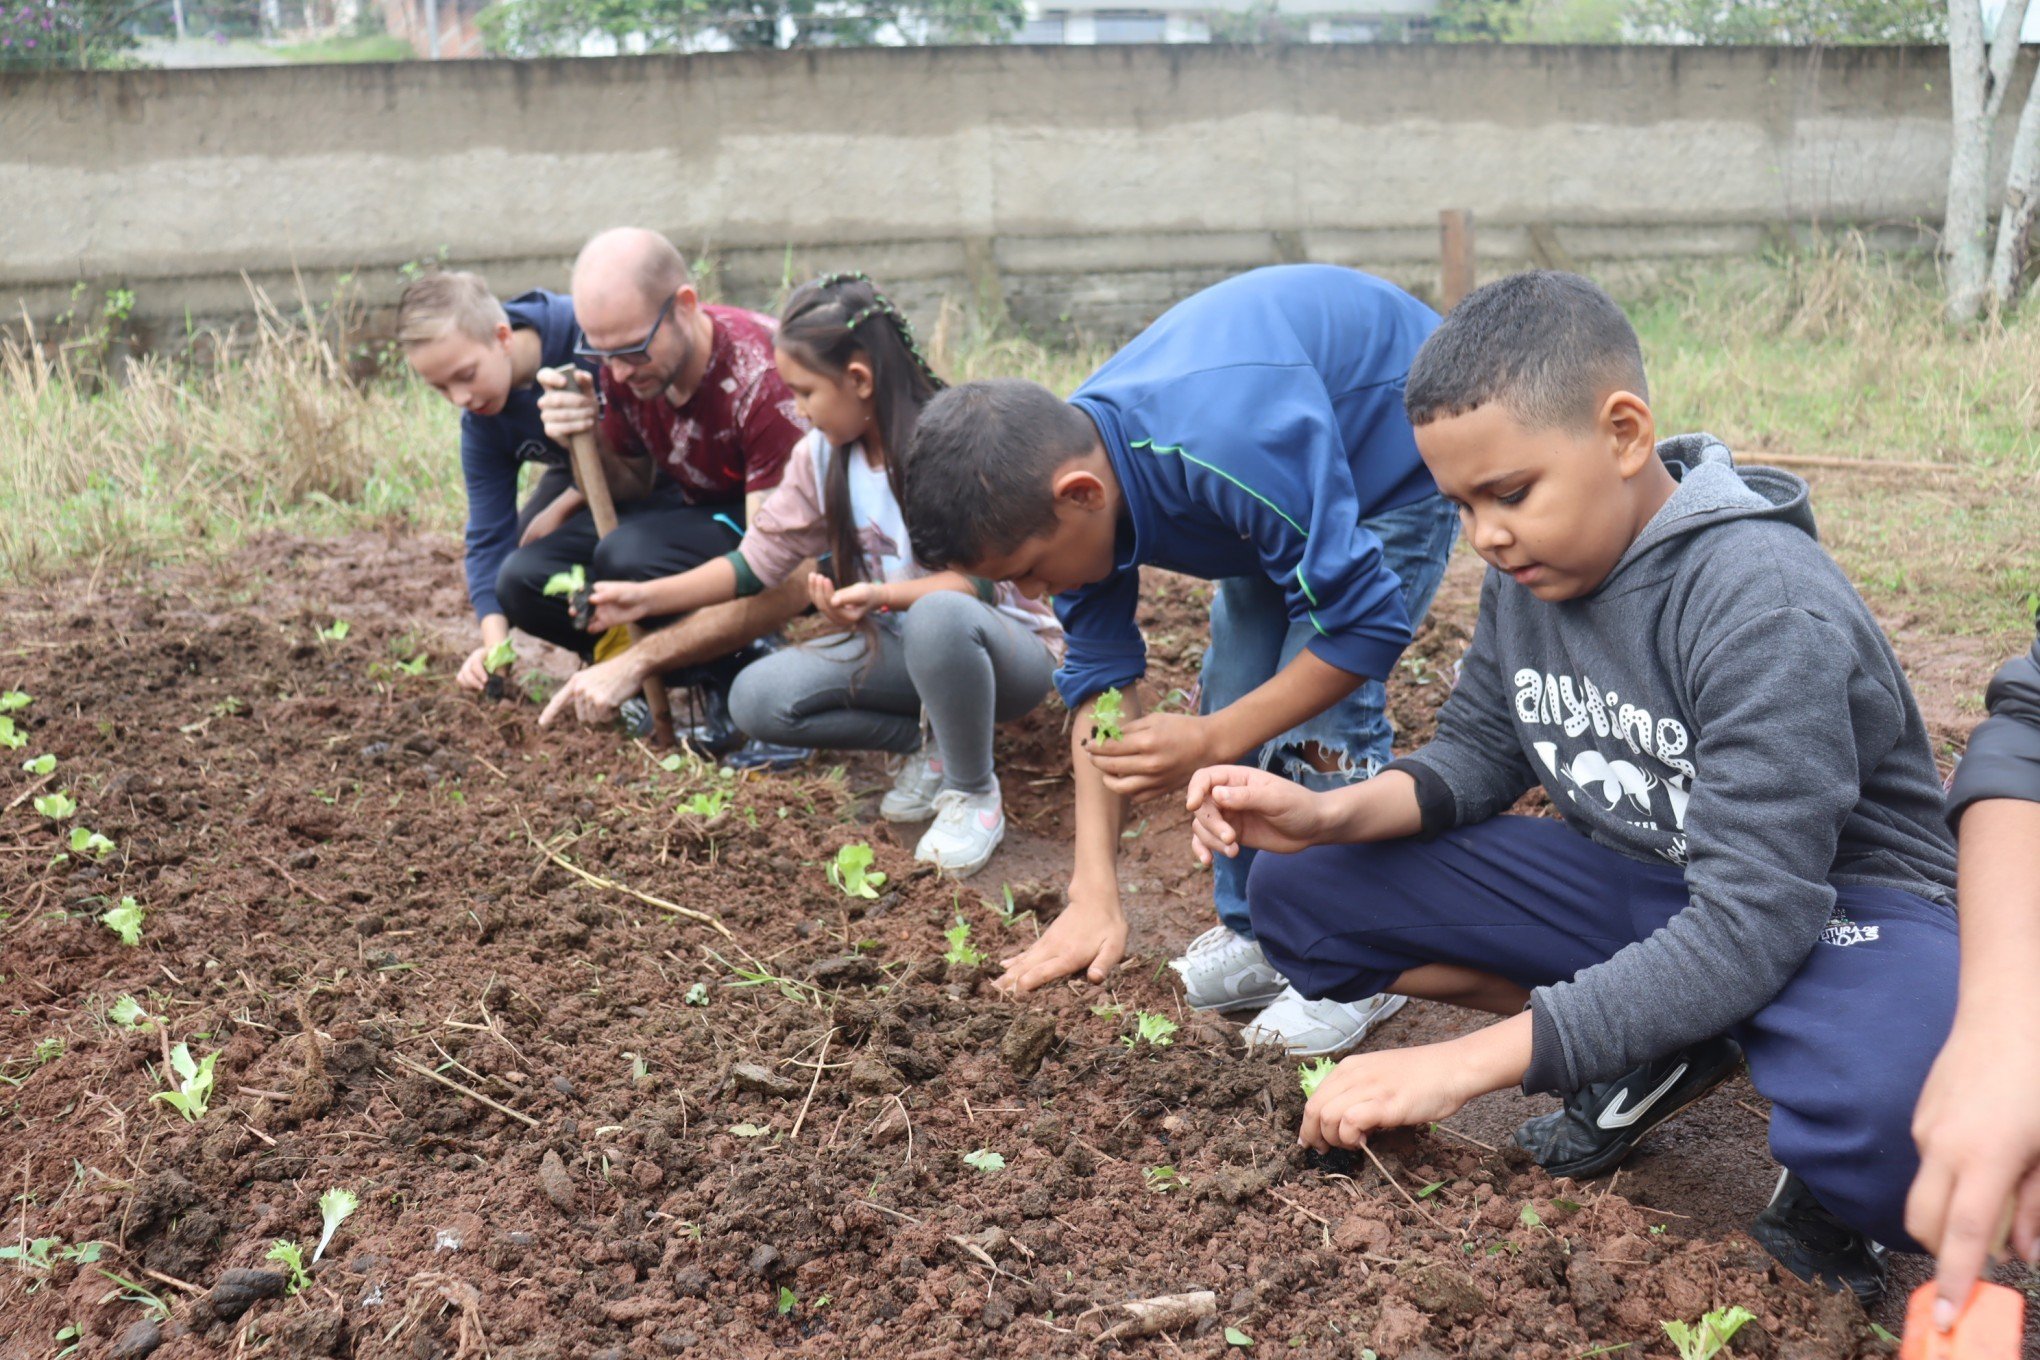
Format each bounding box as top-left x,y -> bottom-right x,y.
1247,816 -> 1958,1250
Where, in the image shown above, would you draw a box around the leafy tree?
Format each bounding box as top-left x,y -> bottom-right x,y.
480,0 -> 1021,55
1,0 -> 149,68
1436,0 -> 1941,42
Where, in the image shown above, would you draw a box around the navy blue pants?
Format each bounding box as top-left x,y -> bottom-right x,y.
1247,816 -> 1958,1250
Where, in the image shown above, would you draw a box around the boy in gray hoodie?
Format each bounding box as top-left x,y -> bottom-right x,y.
1187,271 -> 1958,1301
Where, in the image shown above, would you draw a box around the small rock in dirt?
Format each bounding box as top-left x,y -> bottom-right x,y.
747,1243 -> 782,1277
271,1310 -> 348,1356
672,1266 -> 710,1297
354,915 -> 384,937
287,848 -> 319,870
868,1101 -> 910,1146
849,1057 -> 896,1094
631,1159 -> 664,1191
730,1062 -> 801,1099
537,1148 -> 577,1216
1402,1262 -> 1485,1321
1331,1214 -> 1392,1255
551,1075 -> 577,1099
883,1046 -> 942,1082
808,953 -> 881,986
208,1267 -> 289,1320
656,1330 -> 698,1354
109,1319 -> 163,1358
981,1292 -> 1017,1330
1000,1014 -> 1059,1076
1565,1251 -> 1621,1327
359,742 -> 391,760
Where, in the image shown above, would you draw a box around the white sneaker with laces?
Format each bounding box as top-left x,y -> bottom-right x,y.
880,741 -> 945,822
915,787 -> 1004,878
1240,987 -> 1409,1058
1169,925 -> 1289,1012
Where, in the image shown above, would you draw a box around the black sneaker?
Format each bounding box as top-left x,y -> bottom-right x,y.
1748,1170 -> 1888,1304
1512,1036 -> 1744,1180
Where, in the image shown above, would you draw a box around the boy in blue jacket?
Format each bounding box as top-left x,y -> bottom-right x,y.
1188,271 -> 1959,1300
901,265 -> 1458,1054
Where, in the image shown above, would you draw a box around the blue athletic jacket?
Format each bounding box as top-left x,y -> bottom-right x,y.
1052,265 -> 1441,706
459,290 -> 594,620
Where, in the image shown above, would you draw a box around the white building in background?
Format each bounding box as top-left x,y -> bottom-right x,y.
1012,0 -> 1437,44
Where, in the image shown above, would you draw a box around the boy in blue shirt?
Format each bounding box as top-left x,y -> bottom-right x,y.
1188,271 -> 1960,1300
901,265 -> 1458,1054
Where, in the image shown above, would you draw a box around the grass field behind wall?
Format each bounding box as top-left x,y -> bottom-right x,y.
1,243 -> 2035,643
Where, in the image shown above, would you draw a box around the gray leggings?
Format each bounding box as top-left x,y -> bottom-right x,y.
727,590 -> 1055,796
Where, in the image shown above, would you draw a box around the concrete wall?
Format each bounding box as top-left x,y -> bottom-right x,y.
0,44 -> 2012,344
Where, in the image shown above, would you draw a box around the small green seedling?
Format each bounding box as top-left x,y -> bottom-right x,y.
265,1239 -> 311,1294
1225,1327 -> 1256,1348
101,897 -> 145,946
542,564 -> 587,598
0,691 -> 30,712
1298,1056 -> 1336,1098
33,791 -> 77,821
826,843 -> 887,899
316,619 -> 351,643
943,917 -> 984,968
22,753 -> 54,775
69,827 -> 115,860
1090,687 -> 1126,742
2,1238 -> 103,1270
106,996 -> 152,1030
484,639 -> 517,675
1518,1202 -> 1543,1229
150,1043 -> 216,1122
679,787 -> 732,819
728,1122 -> 770,1138
1121,1011 -> 1179,1049
94,1269 -> 170,1323
1144,1165 -> 1182,1193
394,653 -> 429,676
1660,1305 -> 1755,1360
0,717 -> 25,750
314,1187 -> 359,1262
684,982 -> 710,1006
962,1148 -> 1006,1173
776,1286 -> 798,1316
1416,1180 -> 1447,1199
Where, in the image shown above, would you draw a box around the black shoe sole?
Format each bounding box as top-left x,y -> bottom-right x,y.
1747,1217 -> 1887,1306
1535,1050 -> 1745,1181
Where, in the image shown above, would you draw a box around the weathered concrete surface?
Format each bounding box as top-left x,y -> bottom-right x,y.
0,44 -> 2019,339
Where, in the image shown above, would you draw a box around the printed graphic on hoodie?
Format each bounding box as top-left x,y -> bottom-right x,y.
1519,669 -> 1694,866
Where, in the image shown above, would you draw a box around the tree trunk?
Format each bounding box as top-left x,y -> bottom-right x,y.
1945,0 -> 1993,323
1990,37 -> 2040,307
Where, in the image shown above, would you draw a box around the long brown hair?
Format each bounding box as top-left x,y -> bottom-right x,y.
776,274 -> 945,589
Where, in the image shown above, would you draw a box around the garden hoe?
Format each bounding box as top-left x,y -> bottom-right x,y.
544,367 -> 676,747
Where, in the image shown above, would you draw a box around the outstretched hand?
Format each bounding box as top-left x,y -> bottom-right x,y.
1186,764 -> 1330,864
993,876 -> 1128,993
587,580 -> 652,632
539,655 -> 643,728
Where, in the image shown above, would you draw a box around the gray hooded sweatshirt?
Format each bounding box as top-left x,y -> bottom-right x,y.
1398,435 -> 1957,1095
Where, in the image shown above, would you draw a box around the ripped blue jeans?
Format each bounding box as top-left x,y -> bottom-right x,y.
1200,492 -> 1459,936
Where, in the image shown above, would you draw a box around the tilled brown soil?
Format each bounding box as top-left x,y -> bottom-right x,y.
0,530 -> 2019,1359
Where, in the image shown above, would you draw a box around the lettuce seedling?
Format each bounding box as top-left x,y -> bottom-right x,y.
394,653 -> 429,676
0,691 -> 30,712
484,639 -> 517,674
776,1286 -> 798,1316
22,753 -> 54,775
1090,687 -> 1126,742
943,917 -> 984,968
1121,1012 -> 1179,1049
106,996 -> 152,1031
0,718 -> 24,750
33,791 -> 77,821
1144,1165 -> 1182,1193
101,897 -> 145,946
1661,1305 -> 1754,1360
1298,1056 -> 1336,1098
826,843 -> 887,899
962,1148 -> 1006,1173
684,982 -> 710,1006
314,1187 -> 359,1263
542,564 -> 587,598
316,619 -> 351,643
69,827 -> 114,860
679,787 -> 732,818
265,1239 -> 311,1294
150,1044 -> 216,1121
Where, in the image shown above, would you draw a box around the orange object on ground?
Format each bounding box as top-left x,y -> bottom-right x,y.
1899,1280 -> 2025,1360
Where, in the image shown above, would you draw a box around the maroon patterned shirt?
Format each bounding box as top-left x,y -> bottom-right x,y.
596,304 -> 806,504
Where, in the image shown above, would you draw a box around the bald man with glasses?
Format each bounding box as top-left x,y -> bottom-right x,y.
512,228 -> 812,744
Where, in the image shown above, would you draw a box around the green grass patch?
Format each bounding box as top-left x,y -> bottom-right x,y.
277,33 -> 416,62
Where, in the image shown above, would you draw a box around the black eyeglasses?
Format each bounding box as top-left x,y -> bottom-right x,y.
573,296 -> 675,367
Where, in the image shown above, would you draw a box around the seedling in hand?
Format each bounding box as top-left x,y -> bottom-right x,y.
1298,1056 -> 1336,1098
314,1187 -> 359,1262
265,1239 -> 311,1294
543,565 -> 595,631
101,897 -> 145,946
1091,687 -> 1126,742
150,1043 -> 216,1121
827,843 -> 887,899
22,753 -> 54,775
1122,1011 -> 1179,1049
1661,1305 -> 1754,1360
34,791 -> 77,821
943,916 -> 985,968
962,1148 -> 1006,1173
483,639 -> 517,700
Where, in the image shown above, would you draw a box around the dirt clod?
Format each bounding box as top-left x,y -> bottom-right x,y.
537,1148 -> 576,1215
730,1062 -> 801,1099
109,1319 -> 163,1359
1000,1014 -> 1059,1076
207,1267 -> 288,1320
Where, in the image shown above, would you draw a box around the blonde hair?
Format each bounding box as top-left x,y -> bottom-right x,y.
395,271 -> 509,348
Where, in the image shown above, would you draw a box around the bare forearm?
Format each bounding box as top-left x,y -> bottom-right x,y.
640,557 -> 740,617
1072,690 -> 1136,888
479,613 -> 509,647
885,572 -> 978,610
619,566 -> 809,681
1953,799 -> 2040,1025
1206,650 -> 1366,764
1318,768 -> 1426,844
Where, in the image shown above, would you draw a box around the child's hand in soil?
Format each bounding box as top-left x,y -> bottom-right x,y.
1299,1016 -> 1532,1152
537,367 -> 598,441
540,655 -> 643,728
1085,712 -> 1224,801
588,580 -> 652,632
456,645 -> 493,692
1187,765 -> 1330,862
825,581 -> 888,626
993,873 -> 1128,993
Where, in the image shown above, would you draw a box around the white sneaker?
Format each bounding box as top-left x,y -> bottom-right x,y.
880,741 -> 945,822
915,787 -> 1004,878
1240,987 -> 1409,1058
1169,925 -> 1289,1012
